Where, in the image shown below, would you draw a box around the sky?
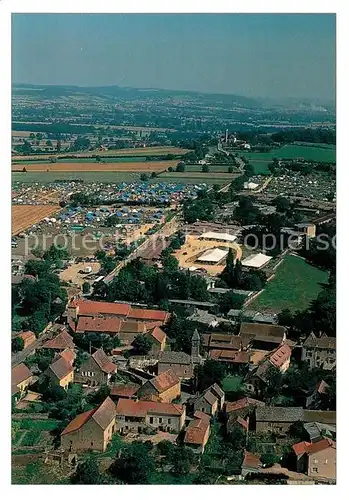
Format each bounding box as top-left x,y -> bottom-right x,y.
12,13 -> 336,100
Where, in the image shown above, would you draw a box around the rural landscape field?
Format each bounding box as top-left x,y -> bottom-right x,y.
12,205 -> 60,235
11,12 -> 336,488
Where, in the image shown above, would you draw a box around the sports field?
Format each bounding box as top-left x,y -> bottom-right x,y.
244,144 -> 336,174
248,254 -> 328,313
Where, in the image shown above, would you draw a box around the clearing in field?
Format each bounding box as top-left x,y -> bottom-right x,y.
173,234 -> 243,276
248,254 -> 328,313
12,160 -> 178,173
12,205 -> 61,236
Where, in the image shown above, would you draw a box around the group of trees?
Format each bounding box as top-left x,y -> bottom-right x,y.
260,362 -> 336,410
183,190 -> 216,223
94,257 -> 210,313
220,250 -> 267,292
12,245 -> 69,333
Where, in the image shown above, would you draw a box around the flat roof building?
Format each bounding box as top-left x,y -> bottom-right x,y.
241,253 -> 272,269
197,248 -> 229,264
199,231 -> 237,243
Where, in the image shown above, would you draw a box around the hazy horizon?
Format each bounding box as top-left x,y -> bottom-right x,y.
12,13 -> 336,101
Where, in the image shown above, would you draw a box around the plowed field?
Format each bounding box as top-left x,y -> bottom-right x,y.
12,205 -> 60,235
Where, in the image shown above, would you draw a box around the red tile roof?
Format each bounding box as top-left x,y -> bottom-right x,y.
115,399 -> 184,417
48,356 -> 74,380
193,410 -> 211,423
110,383 -> 140,398
119,321 -> 147,334
292,438 -> 336,457
226,397 -> 265,413
268,342 -> 292,368
76,316 -> 122,334
61,397 -> 116,435
12,363 -> 32,387
56,349 -> 76,366
149,369 -> 179,393
149,326 -> 166,344
42,330 -> 75,350
209,349 -> 250,363
92,348 -> 117,374
184,418 -> 210,445
73,299 -> 131,317
128,308 -> 170,323
18,330 -> 36,343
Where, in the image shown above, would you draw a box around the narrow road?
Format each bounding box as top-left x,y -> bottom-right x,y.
11,331 -> 51,367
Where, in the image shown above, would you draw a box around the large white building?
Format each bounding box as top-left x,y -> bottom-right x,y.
197,248 -> 229,264
241,253 -> 272,269
199,231 -> 237,243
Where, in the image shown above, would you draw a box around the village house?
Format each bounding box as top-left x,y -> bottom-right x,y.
67,299 -> 170,326
110,383 -> 140,402
239,323 -> 287,350
191,383 -> 225,416
301,333 -> 336,370
115,399 -> 186,434
225,397 -> 265,433
75,348 -> 117,387
306,380 -> 330,409
41,329 -> 76,352
184,412 -> 211,454
158,351 -> 194,379
45,353 -> 74,390
255,406 -> 304,434
303,422 -> 336,443
61,397 -> 116,452
12,363 -> 33,401
75,316 -> 122,336
137,369 -> 181,403
245,342 -> 292,396
146,326 -> 167,353
292,438 -> 336,481
16,330 -> 36,350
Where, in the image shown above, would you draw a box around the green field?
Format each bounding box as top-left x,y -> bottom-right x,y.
12,171 -> 145,184
13,156 -> 148,164
185,164 -> 239,173
158,172 -> 233,184
248,255 -> 328,313
244,144 -> 336,174
222,375 -> 243,393
19,418 -> 61,431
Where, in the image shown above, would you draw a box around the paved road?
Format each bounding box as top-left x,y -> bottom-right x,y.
11,331 -> 51,367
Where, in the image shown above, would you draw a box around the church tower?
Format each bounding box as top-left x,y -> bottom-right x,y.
191,328 -> 201,362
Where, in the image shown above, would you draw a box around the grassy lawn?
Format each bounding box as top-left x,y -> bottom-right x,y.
12,171 -> 141,184
20,430 -> 42,447
249,254 -> 328,313
222,375 -> 243,393
244,144 -> 336,174
19,418 -> 61,432
12,462 -> 70,485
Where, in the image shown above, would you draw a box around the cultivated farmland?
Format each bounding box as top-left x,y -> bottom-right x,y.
12,146 -> 190,162
12,204 -> 61,235
12,160 -> 178,172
